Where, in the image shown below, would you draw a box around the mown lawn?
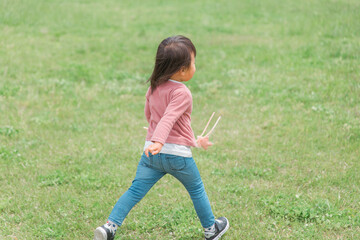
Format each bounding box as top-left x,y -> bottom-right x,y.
0,0 -> 359,239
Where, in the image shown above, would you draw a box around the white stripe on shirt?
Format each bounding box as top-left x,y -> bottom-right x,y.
168,79 -> 184,84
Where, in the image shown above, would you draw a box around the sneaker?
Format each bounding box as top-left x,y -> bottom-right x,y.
205,217 -> 230,240
94,223 -> 116,240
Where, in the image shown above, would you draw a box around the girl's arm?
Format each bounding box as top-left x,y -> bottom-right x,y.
150,89 -> 191,145
145,89 -> 190,156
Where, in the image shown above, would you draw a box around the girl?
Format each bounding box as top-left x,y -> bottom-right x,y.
94,35 -> 229,240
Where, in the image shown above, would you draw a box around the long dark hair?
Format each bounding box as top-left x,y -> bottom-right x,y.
147,35 -> 196,92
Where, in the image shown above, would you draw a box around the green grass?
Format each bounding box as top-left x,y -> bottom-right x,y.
1,0 -> 359,239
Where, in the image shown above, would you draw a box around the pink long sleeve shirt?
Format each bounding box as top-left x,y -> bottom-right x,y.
145,80 -> 197,147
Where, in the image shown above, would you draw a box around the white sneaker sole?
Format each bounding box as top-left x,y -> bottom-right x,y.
94,227 -> 107,240
207,217 -> 230,240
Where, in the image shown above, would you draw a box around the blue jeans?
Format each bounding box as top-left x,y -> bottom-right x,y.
108,152 -> 215,228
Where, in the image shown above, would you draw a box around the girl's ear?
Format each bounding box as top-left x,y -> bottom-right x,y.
180,66 -> 188,74
179,67 -> 185,75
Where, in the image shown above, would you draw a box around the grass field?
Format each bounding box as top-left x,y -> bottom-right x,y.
1,0 -> 359,239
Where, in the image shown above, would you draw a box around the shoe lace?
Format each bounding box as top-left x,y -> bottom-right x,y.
105,222 -> 116,235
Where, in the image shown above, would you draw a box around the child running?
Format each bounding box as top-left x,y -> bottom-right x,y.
94,35 -> 229,240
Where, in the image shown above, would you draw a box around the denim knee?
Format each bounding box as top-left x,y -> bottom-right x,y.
127,180 -> 148,201
186,181 -> 206,200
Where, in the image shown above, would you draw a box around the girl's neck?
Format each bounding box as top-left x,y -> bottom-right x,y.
170,71 -> 186,82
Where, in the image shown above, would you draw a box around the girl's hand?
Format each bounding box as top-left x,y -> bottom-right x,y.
145,142 -> 163,157
196,136 -> 213,150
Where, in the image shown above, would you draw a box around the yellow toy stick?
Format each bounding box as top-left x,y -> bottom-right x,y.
200,112 -> 215,137
204,116 -> 221,137
200,112 -> 221,137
